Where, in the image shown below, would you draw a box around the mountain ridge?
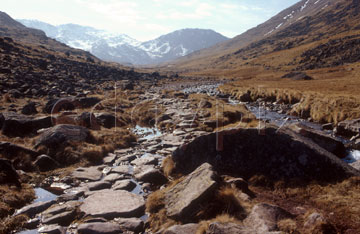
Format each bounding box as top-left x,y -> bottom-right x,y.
18,19 -> 229,65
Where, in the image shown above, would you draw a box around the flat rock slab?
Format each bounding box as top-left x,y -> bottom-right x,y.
15,200 -> 56,218
131,156 -> 158,166
114,217 -> 144,233
110,165 -> 131,175
38,225 -> 67,234
164,223 -> 199,234
85,181 -> 112,191
165,163 -> 218,219
244,203 -> 293,233
80,189 -> 145,219
103,173 -> 126,183
72,167 -> 103,181
112,179 -> 136,191
77,222 -> 122,234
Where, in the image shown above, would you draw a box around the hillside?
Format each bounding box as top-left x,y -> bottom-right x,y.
0,11 -> 96,59
18,20 -> 228,65
165,0 -> 360,75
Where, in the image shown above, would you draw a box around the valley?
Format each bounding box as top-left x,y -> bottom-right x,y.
1,0 -> 360,233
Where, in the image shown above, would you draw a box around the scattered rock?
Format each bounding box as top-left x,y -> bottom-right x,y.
244,203 -> 293,232
165,163 -> 218,219
72,167 -> 103,181
21,102 -> 38,115
114,217 -> 144,233
336,118 -> 360,138
103,173 -> 125,183
15,200 -> 56,218
1,112 -> 52,137
206,222 -> 248,234
35,124 -> 93,150
80,189 -> 145,219
304,212 -> 326,228
131,156 -> 158,166
86,181 -> 112,191
112,179 -> 136,191
164,223 -> 199,234
0,158 -> 21,187
281,72 -> 313,80
77,222 -> 122,234
38,225 -> 67,234
134,165 -> 167,185
34,154 -> 59,172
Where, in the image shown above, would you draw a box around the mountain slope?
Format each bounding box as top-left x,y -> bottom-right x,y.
167,0 -> 360,75
18,20 -> 228,65
0,11 -> 95,59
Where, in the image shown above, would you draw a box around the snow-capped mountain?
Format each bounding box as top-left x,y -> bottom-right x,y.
17,19 -> 228,65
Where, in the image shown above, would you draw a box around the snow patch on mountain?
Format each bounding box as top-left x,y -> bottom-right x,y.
17,19 -> 228,65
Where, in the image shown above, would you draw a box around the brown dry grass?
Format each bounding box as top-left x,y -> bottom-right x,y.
161,156 -> 175,178
250,176 -> 360,233
196,214 -> 242,234
188,93 -> 258,131
220,82 -> 360,124
0,184 -> 35,233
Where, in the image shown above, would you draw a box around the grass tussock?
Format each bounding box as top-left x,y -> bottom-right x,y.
0,184 -> 35,233
161,156 -> 175,177
277,219 -> 299,234
250,176 -> 360,233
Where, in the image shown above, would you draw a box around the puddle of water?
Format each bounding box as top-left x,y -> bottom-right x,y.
343,150 -> 360,163
133,125 -> 161,140
130,179 -> 144,195
140,214 -> 149,222
34,188 -> 58,203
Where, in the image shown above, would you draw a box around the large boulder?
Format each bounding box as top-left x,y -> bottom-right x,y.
1,112 -> 52,137
78,97 -> 101,108
34,124 -> 93,150
288,123 -> 346,158
165,163 -> 218,220
80,189 -> 145,219
0,142 -> 39,158
34,154 -> 60,172
336,118 -> 360,138
172,126 -> 359,181
77,222 -> 122,234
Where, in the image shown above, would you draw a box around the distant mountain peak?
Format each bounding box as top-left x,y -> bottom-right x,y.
17,19 -> 228,65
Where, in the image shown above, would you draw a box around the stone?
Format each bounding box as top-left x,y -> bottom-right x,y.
115,154 -> 137,164
80,189 -> 145,219
35,124 -> 93,150
206,222 -> 249,234
95,113 -> 123,128
164,223 -> 199,234
114,217 -> 144,233
15,200 -> 56,218
0,141 -> 39,158
131,156 -> 158,166
289,123 -> 346,158
86,181 -> 112,191
72,167 -> 103,181
21,102 -> 38,115
77,222 -> 122,234
134,165 -> 167,185
78,97 -> 101,108
336,118 -> 360,137
103,173 -> 125,183
0,158 -> 21,187
38,225 -> 67,234
304,212 -> 326,228
110,165 -> 131,175
165,163 -> 218,219
34,154 -> 59,172
42,209 -> 76,226
1,112 -> 52,137
112,179 -> 136,191
103,153 -> 117,165
350,160 -> 360,170
172,126 -> 360,181
243,203 -> 293,232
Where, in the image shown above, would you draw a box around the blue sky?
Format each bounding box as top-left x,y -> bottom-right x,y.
2,0 -> 299,41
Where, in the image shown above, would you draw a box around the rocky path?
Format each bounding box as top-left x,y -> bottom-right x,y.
15,90 -> 209,234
